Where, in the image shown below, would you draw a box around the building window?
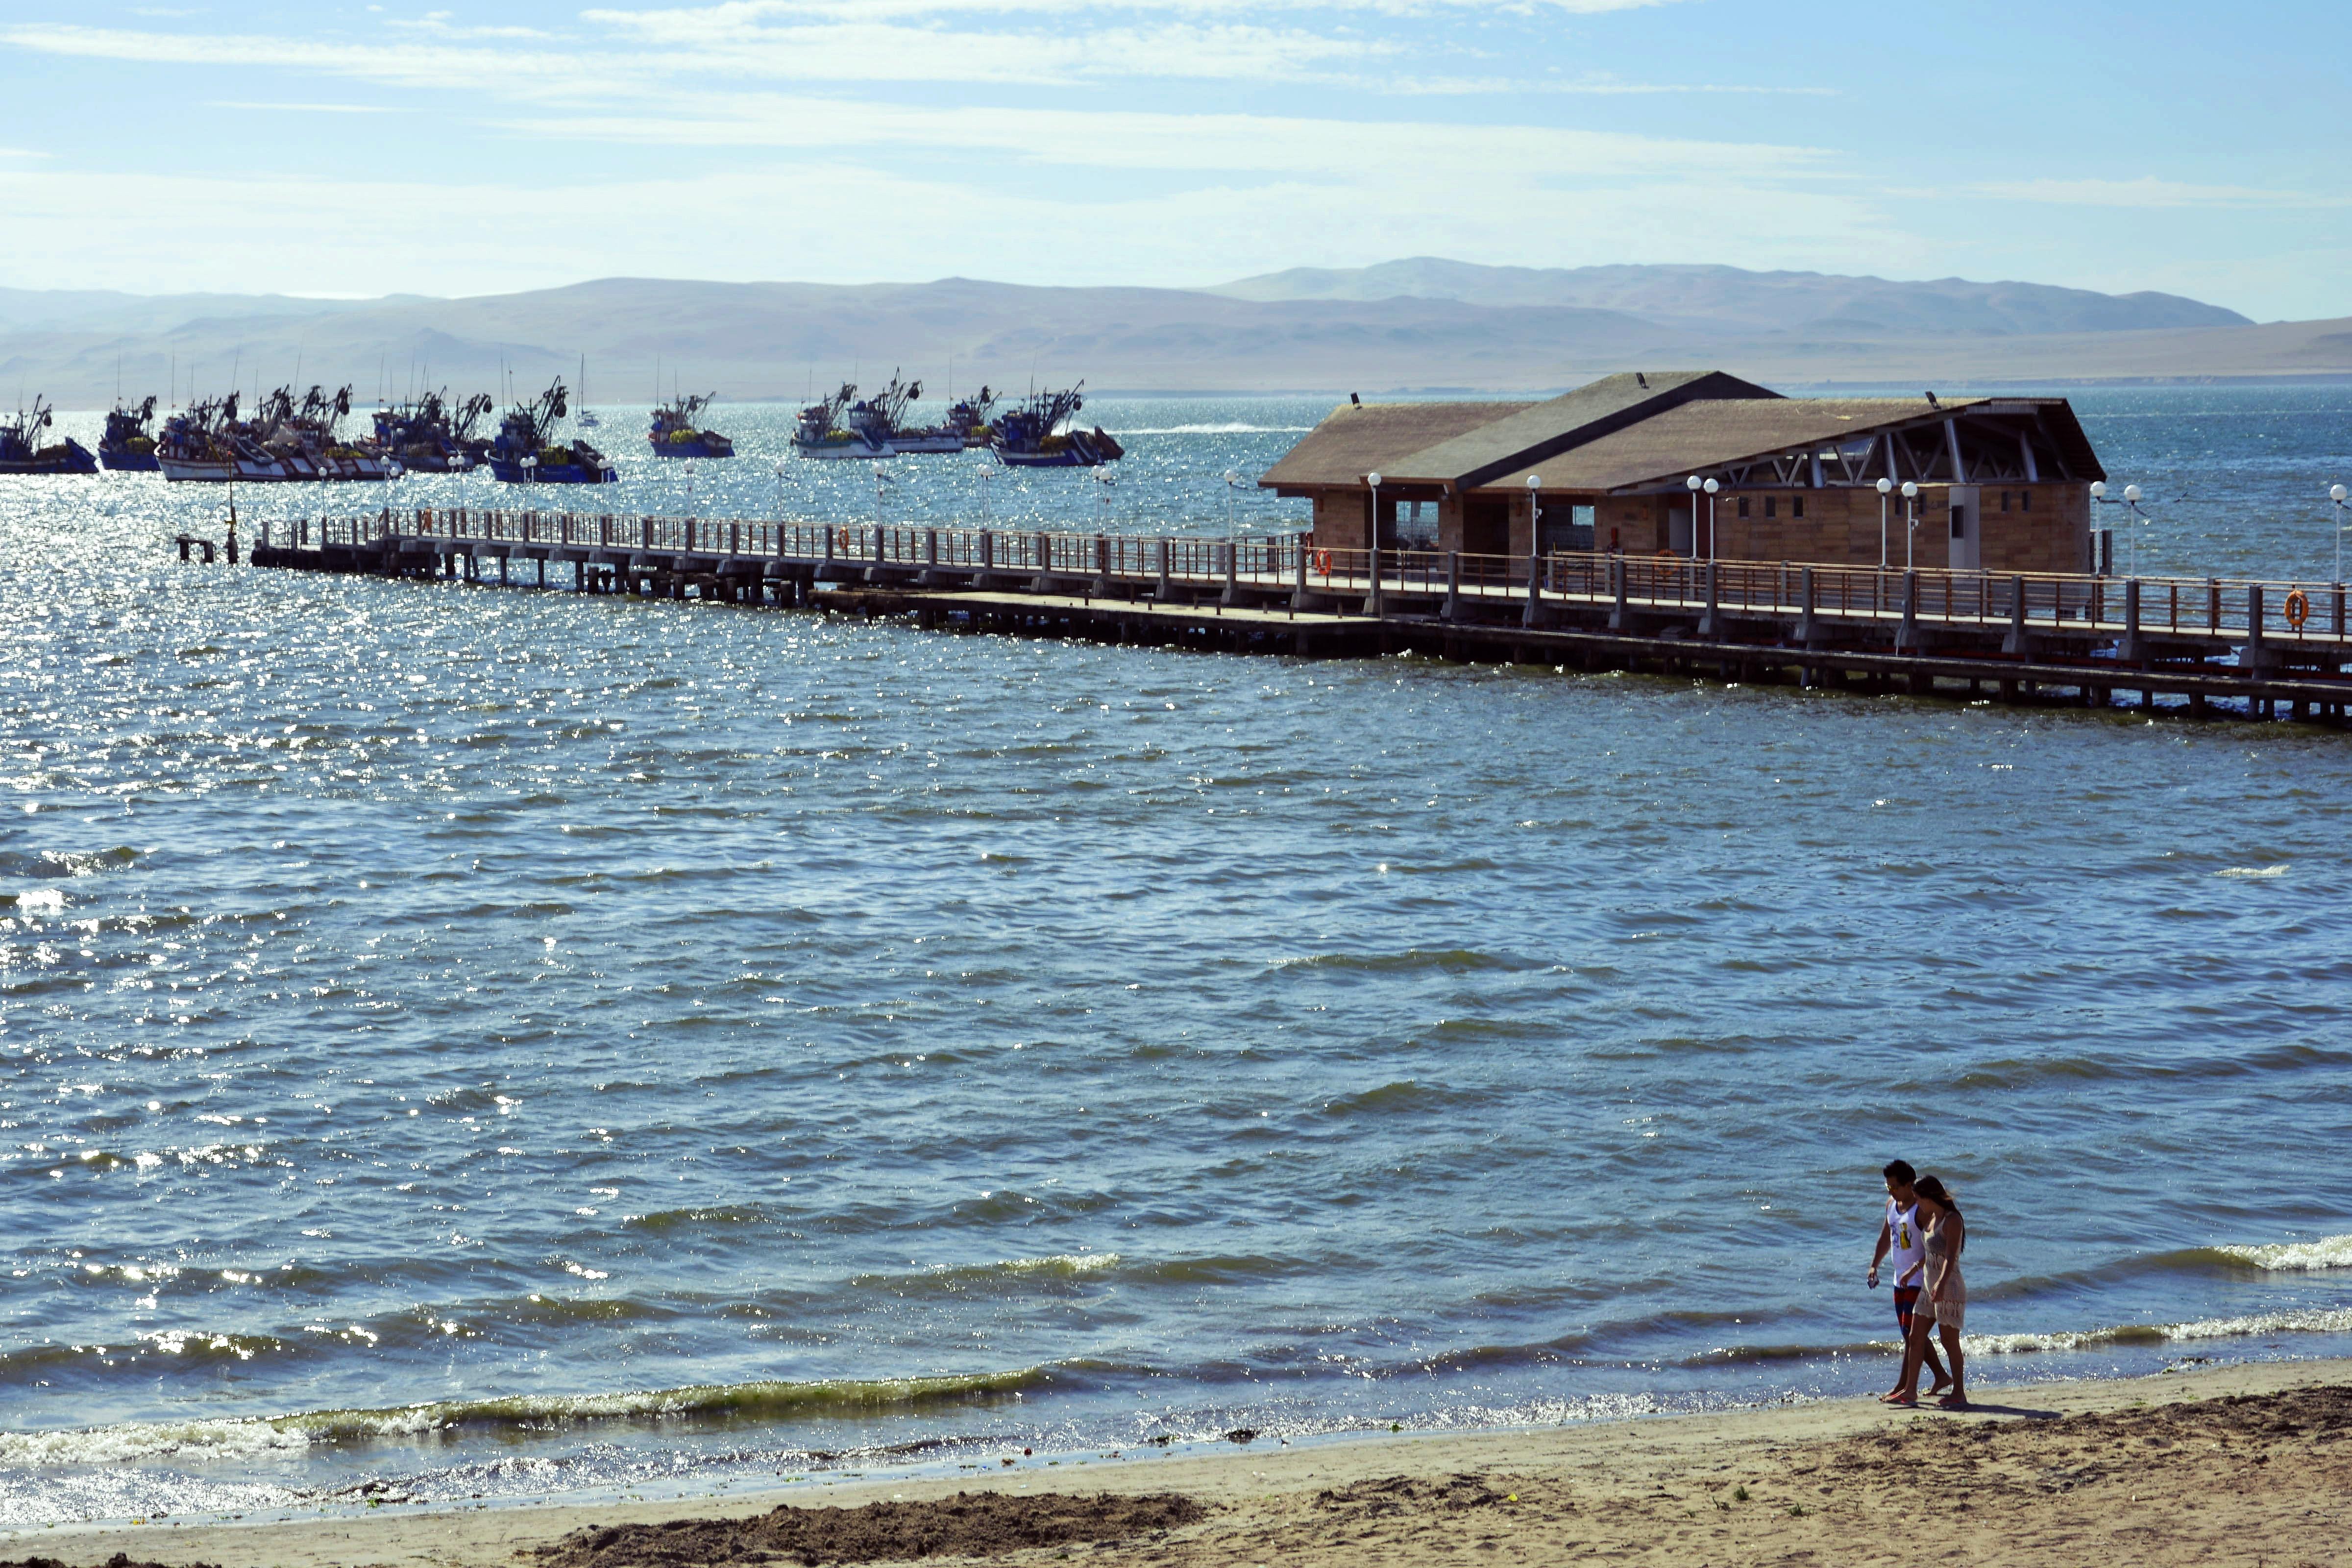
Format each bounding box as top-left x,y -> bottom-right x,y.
1737,497 -> 1751,518
1792,495 -> 1805,519
1763,496 -> 1776,519
2020,489 -> 2032,512
2000,490 -> 2012,513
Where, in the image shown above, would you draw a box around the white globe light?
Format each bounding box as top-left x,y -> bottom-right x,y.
1876,477 -> 1893,495
1901,481 -> 1918,498
1526,473 -> 1542,490
1686,474 -> 1703,491
2123,484 -> 2141,503
2331,484 -> 2346,503
1367,471 -> 1382,489
1703,478 -> 1719,495
2089,481 -> 2106,498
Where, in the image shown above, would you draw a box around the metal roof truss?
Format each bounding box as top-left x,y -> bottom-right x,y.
1612,407 -> 2079,495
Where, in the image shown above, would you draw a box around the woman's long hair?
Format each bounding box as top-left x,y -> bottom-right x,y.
1914,1175 -> 1960,1215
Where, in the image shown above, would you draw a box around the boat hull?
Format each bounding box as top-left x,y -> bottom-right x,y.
489,458 -> 617,484
157,454 -> 238,482
793,436 -> 891,461
887,433 -> 968,455
100,444 -> 159,472
0,440 -> 99,475
997,447 -> 1096,468
650,434 -> 735,459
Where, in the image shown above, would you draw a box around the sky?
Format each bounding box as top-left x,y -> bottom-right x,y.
2,1 -> 2348,318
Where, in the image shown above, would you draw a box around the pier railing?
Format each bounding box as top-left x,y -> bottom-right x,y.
267,508 -> 2352,652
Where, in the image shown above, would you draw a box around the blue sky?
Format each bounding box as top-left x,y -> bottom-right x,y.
2,1 -> 2347,317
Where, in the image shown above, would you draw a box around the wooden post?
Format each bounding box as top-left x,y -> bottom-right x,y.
1443,551 -> 1462,622
1160,537 -> 1176,602
1523,546 -> 1545,629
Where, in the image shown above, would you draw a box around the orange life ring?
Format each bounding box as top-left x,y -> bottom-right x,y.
2284,588 -> 2311,629
1314,549 -> 1333,575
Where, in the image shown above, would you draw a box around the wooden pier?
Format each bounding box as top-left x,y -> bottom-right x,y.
247,508 -> 2352,724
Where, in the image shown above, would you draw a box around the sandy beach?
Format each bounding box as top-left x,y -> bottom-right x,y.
10,1355 -> 2345,1568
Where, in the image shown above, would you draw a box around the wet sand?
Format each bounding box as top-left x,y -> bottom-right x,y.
10,1356 -> 2348,1568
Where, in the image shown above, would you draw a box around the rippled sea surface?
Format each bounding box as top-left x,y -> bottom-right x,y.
3,388 -> 2351,1525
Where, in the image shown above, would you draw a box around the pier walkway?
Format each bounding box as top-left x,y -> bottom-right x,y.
249,508 -> 2352,722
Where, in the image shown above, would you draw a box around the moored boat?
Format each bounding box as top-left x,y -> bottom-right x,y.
367,391 -> 487,473
888,383 -> 998,455
792,383 -> 890,460
0,397 -> 98,475
488,379 -> 616,484
991,384 -> 1124,468
649,392 -> 734,458
99,396 -> 160,471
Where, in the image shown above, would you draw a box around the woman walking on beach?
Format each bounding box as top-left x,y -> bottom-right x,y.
1892,1175 -> 1967,1409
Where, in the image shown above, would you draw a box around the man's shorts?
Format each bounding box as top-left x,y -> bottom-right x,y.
1892,1285 -> 1922,1335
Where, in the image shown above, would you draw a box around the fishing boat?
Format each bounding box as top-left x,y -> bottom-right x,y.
158,395 -> 288,481
487,379 -> 616,484
367,391 -> 487,473
889,382 -> 999,455
649,392 -> 734,458
792,383 -> 890,460
99,396 -> 160,471
991,384 -> 1124,468
0,397 -> 98,475
272,384 -> 398,481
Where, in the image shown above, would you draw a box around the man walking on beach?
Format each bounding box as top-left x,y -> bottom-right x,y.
1868,1160 -> 1949,1399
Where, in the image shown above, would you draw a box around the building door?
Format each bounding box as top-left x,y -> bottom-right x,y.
1668,504 -> 1693,556
1946,485 -> 1980,571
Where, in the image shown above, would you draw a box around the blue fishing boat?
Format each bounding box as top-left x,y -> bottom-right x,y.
991,384 -> 1124,468
488,379 -> 616,484
650,392 -> 733,458
99,396 -> 160,471
0,397 -> 98,475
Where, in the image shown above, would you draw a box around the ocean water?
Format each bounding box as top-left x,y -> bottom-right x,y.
2,387 -> 2351,1527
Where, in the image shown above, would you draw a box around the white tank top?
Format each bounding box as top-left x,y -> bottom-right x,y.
1886,1199 -> 1927,1286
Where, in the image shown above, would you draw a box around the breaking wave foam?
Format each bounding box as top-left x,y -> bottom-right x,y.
0,1367 -> 1051,1468
2213,1233 -> 2352,1272
1965,1305 -> 2352,1356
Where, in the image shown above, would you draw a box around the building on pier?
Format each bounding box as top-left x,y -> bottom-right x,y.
1260,371 -> 2107,574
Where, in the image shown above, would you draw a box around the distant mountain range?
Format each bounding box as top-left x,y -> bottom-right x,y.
0,263 -> 2342,408
1207,259 -> 2256,336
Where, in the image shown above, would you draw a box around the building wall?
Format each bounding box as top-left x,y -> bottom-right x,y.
1327,482 -> 2091,572
1586,484 -> 2090,573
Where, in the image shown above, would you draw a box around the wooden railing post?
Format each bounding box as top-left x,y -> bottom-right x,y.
2003,575 -> 2030,655
2120,578 -> 2144,663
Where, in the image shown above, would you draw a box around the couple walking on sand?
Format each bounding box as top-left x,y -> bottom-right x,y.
1867,1159 -> 1968,1409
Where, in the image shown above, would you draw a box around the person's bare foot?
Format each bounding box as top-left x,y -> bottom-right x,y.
1936,1393 -> 1969,1410
1926,1377 -> 1953,1396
